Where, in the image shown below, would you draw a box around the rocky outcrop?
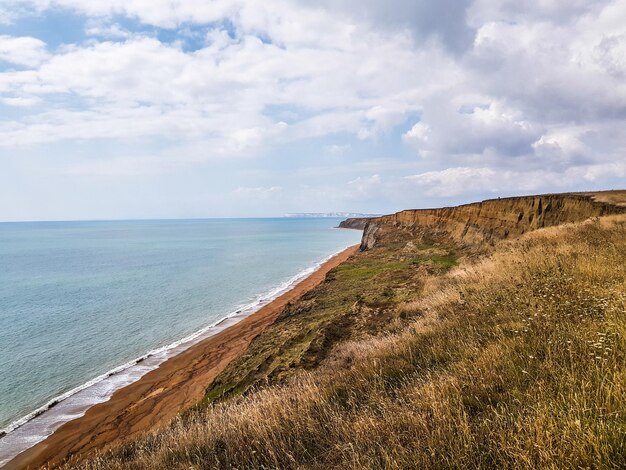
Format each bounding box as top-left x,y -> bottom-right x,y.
338,218 -> 370,230
350,192 -> 626,250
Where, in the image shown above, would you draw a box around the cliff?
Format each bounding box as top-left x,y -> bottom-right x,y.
341,191 -> 626,250
337,217 -> 370,230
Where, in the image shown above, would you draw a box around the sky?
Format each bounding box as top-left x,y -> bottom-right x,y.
0,0 -> 625,221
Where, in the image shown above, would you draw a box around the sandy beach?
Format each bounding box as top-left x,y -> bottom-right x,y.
4,245 -> 358,470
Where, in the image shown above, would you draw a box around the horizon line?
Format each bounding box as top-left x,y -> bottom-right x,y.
0,214 -> 374,224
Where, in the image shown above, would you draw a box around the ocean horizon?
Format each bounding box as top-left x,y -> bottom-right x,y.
0,217 -> 361,465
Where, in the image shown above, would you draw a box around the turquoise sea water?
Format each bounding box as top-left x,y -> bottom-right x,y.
0,218 -> 361,464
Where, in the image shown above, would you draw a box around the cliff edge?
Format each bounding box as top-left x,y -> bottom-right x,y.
341,190 -> 626,250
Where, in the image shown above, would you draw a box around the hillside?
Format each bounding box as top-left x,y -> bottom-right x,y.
69,191 -> 626,469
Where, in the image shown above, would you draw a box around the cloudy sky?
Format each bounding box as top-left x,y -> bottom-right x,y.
0,0 -> 625,221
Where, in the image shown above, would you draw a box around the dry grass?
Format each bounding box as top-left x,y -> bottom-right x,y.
587,190 -> 626,207
71,215 -> 626,469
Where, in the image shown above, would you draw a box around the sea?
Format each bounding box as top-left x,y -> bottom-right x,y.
0,218 -> 361,466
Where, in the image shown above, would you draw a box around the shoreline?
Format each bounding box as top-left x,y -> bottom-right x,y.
0,244 -> 355,459
3,245 -> 359,470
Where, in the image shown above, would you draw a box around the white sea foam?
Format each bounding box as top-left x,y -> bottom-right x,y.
0,247 -> 347,467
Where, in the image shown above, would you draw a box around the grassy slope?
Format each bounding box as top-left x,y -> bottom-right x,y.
198,241 -> 458,406
73,215 -> 626,469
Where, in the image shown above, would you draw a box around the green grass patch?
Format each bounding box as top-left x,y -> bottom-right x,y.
427,254 -> 458,269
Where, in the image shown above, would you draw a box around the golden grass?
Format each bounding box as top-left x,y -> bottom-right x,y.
71,215 -> 626,469
587,190 -> 626,207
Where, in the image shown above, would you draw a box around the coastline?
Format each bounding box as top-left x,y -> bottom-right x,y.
3,244 -> 359,470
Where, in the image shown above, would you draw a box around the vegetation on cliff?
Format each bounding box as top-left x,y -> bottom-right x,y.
70,193 -> 626,469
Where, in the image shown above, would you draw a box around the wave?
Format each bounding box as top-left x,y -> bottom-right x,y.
0,247 -> 346,466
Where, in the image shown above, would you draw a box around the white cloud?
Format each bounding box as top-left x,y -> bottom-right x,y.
0,95 -> 41,106
405,160 -> 626,199
468,0 -> 611,25
404,99 -> 542,160
0,35 -> 49,67
405,167 -> 497,197
532,128 -> 589,162
0,14 -> 447,152
85,20 -> 131,39
1,0 -> 626,219
567,161 -> 626,182
346,174 -> 382,199
403,122 -> 430,145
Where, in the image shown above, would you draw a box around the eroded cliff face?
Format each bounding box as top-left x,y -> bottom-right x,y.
342,192 -> 626,250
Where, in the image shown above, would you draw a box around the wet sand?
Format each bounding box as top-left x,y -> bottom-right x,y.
5,245 -> 358,470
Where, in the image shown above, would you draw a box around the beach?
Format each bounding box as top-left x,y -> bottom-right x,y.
4,245 -> 358,469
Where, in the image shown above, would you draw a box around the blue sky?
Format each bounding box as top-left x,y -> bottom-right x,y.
1,0 -> 625,221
